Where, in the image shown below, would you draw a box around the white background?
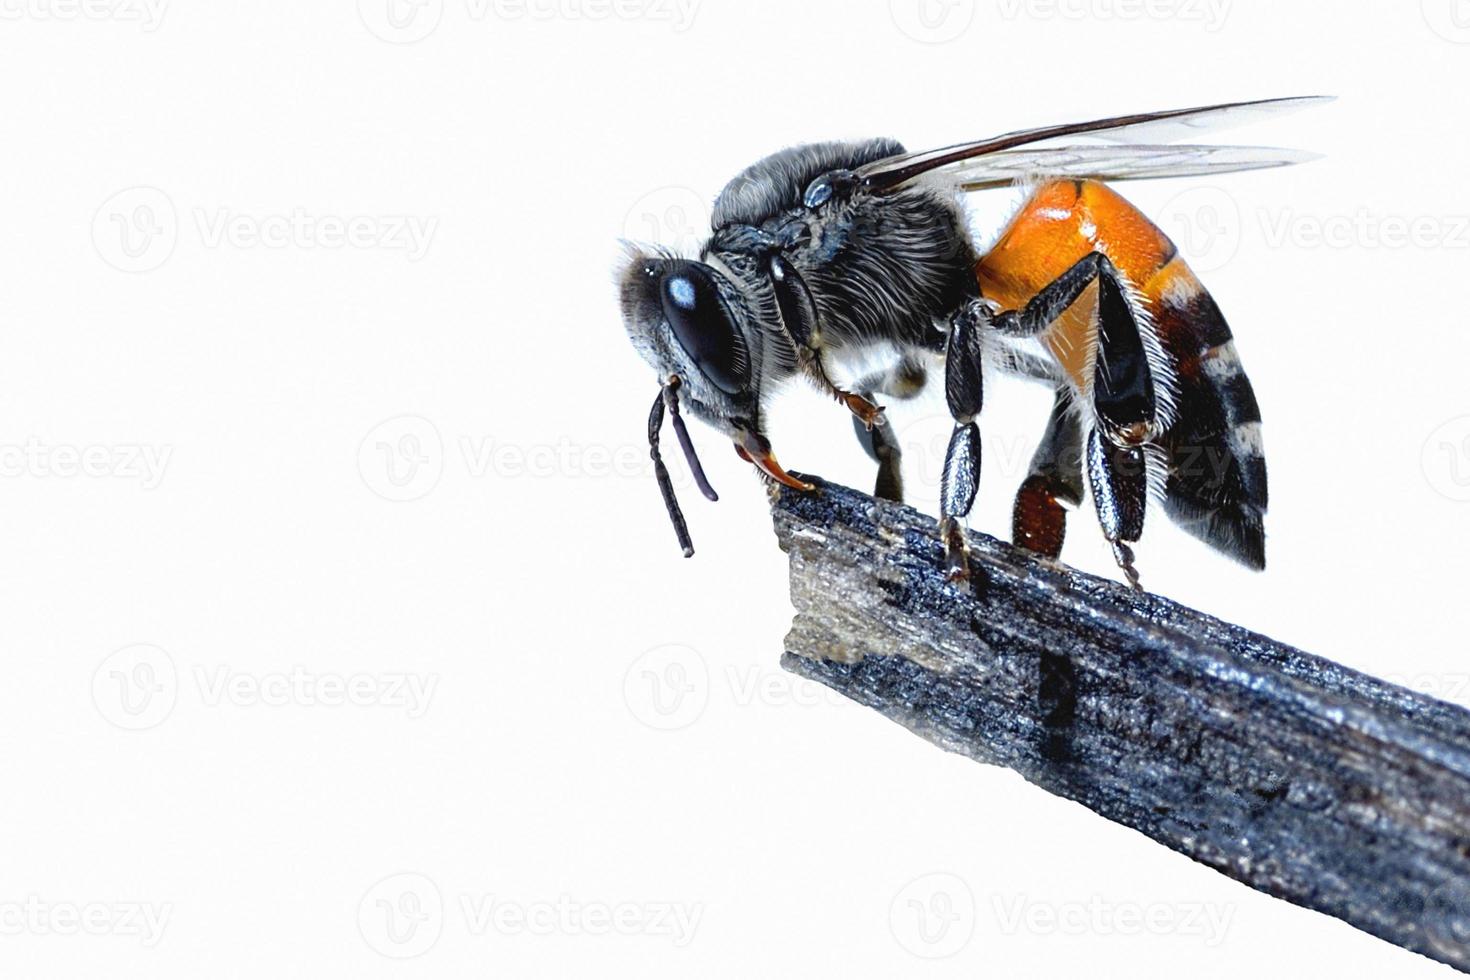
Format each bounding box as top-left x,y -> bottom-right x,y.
2,0 -> 1469,976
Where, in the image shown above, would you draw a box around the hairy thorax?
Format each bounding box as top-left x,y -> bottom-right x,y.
701,140 -> 979,385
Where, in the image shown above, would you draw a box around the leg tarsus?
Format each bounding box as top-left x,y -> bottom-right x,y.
940,517 -> 970,583
852,396 -> 904,502
839,388 -> 885,429
799,347 -> 885,428
1111,541 -> 1143,591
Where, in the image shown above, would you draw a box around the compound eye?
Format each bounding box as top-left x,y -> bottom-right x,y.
660,267 -> 750,395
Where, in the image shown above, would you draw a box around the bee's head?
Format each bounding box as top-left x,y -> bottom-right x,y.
619,246 -> 811,558
618,248 -> 763,434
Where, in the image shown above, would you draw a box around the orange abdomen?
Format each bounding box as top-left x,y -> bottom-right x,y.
976,179 -> 1201,389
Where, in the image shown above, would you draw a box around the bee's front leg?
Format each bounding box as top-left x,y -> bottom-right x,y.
939,300 -> 989,582
767,252 -> 884,429
801,348 -> 884,429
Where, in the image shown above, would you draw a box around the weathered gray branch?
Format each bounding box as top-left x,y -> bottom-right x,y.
774,477 -> 1470,973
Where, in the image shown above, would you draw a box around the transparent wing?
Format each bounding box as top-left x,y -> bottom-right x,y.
949,144 -> 1322,191
858,96 -> 1331,193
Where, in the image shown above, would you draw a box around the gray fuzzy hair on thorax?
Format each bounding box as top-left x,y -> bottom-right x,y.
710,138 -> 906,231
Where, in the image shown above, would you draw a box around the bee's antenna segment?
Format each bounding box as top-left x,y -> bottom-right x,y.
649,388 -> 695,558
663,378 -> 720,503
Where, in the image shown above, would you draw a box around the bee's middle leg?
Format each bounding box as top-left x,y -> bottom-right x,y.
939,301 -> 987,582
850,356 -> 927,504
853,406 -> 904,503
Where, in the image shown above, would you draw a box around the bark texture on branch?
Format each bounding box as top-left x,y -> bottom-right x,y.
774,477 -> 1470,973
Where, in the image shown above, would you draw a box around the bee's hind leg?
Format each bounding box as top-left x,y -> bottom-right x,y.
1084,253 -> 1165,592
1086,429 -> 1149,591
988,250 -> 1161,590
1013,387 -> 1085,560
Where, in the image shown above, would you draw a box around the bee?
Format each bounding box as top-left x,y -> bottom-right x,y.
618,97 -> 1328,587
